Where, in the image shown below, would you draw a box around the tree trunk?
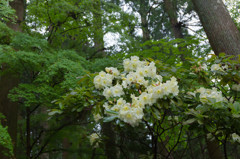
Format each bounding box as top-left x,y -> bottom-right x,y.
7,0 -> 25,32
0,1 -> 25,158
205,136 -> 224,159
139,0 -> 150,42
158,138 -> 174,159
192,1 -> 239,158
26,107 -> 31,159
0,74 -> 19,159
164,0 -> 185,61
191,0 -> 240,57
102,122 -> 117,159
163,0 -> 184,39
39,107 -> 50,159
62,138 -> 70,159
92,0 -> 105,58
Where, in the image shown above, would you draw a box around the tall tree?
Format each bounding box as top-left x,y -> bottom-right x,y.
0,72 -> 18,159
164,0 -> 186,61
191,0 -> 240,57
164,0 -> 184,39
7,0 -> 25,31
123,0 -> 151,42
92,1 -> 117,158
190,0 -> 240,158
0,0 -> 24,158
92,0 -> 105,58
139,0 -> 150,41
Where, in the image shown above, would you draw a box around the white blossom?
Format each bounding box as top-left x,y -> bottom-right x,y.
211,64 -> 222,72
93,56 -> 180,127
89,133 -> 99,147
111,83 -> 124,97
195,87 -> 225,104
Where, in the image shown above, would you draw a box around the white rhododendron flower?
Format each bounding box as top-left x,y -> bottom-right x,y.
103,87 -> 112,99
94,71 -> 113,89
167,77 -> 179,96
195,87 -> 224,104
121,81 -> 127,88
94,56 -> 180,127
105,67 -> 120,77
117,98 -> 126,106
147,85 -> 155,94
143,62 -> 157,78
232,133 -> 240,143
131,56 -> 139,62
123,56 -> 146,72
211,64 -> 222,72
139,92 -> 152,105
136,76 -> 148,86
147,62 -> 157,78
222,65 -> 228,70
123,58 -> 131,72
136,67 -> 145,76
132,99 -> 145,108
111,104 -> 121,112
152,85 -> 164,99
119,103 -> 144,126
201,63 -> 208,70
126,72 -> 135,84
151,77 -> 179,99
103,102 -> 110,110
89,133 -> 99,146
156,75 -> 163,83
111,83 -> 124,97
93,113 -> 102,122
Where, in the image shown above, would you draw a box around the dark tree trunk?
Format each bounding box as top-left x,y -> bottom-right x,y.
158,138 -> 174,159
102,122 -> 117,159
39,107 -> 50,159
0,74 -> 19,159
164,0 -> 184,39
0,1 -> 25,158
192,1 -> 239,158
205,136 -> 224,159
139,0 -> 150,42
92,0 -> 105,58
164,0 -> 185,61
62,138 -> 70,159
26,107 -> 31,159
191,0 -> 240,57
7,0 -> 25,32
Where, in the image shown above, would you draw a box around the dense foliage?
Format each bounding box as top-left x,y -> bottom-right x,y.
0,113 -> 13,158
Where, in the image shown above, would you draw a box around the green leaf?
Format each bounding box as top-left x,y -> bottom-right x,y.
105,109 -> 118,115
219,52 -> 226,57
59,102 -> 64,109
183,118 -> 196,125
103,115 -> 118,122
48,109 -> 62,116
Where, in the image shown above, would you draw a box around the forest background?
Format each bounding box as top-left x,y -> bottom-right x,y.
0,0 -> 240,159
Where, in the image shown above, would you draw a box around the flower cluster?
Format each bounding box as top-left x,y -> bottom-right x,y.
93,71 -> 113,89
211,64 -> 222,72
195,87 -> 225,104
93,56 -> 179,126
210,63 -> 228,72
89,133 -> 100,147
232,133 -> 240,143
